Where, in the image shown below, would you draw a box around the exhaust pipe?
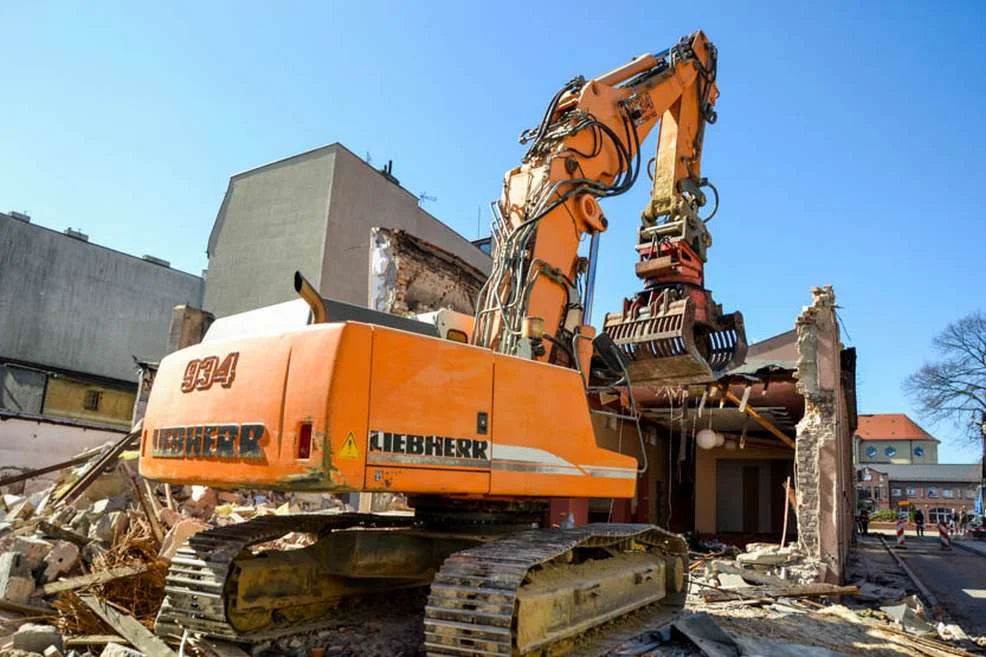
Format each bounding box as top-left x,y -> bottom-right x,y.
294,271 -> 327,324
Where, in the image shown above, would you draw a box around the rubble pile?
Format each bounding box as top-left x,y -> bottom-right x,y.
685,541 -> 984,656
0,438 -> 357,657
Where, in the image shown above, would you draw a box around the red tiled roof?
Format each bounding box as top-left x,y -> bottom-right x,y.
855,414 -> 939,442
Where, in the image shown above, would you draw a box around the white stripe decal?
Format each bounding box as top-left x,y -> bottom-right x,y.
490,460 -> 584,476
492,444 -> 580,468
579,465 -> 638,479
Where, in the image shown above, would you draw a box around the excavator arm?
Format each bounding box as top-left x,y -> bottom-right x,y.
473,31 -> 746,385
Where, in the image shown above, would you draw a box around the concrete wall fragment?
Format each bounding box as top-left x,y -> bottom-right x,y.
794,285 -> 855,583
369,227 -> 487,316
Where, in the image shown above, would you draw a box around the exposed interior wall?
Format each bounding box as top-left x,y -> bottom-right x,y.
322,147 -> 490,307
369,227 -> 487,315
589,414 -> 666,524
204,145 -> 490,318
795,285 -> 852,583
694,444 -> 793,534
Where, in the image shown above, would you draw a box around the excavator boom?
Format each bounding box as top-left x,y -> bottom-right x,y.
474,31 -> 746,385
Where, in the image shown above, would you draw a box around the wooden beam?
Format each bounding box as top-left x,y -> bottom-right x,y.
65,636 -> 127,648
723,390 -> 796,448
54,424 -> 141,507
0,598 -> 56,616
40,564 -> 148,596
700,582 -> 858,603
37,520 -> 91,547
79,594 -> 176,657
0,449 -> 102,488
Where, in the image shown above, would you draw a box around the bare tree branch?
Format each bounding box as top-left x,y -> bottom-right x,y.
904,312 -> 986,446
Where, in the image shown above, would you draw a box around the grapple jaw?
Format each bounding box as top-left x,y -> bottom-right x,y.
603,292 -> 747,386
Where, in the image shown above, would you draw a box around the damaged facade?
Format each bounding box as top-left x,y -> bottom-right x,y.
583,285 -> 858,582
369,226 -> 488,316
202,143 -> 489,319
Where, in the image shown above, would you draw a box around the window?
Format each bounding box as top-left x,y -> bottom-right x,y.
966,488 -> 978,499
865,446 -> 878,458
885,446 -> 897,458
873,487 -> 881,500
927,487 -> 937,498
0,364 -> 46,415
914,446 -> 925,457
943,489 -> 954,499
907,487 -> 917,497
929,507 -> 952,524
892,488 -> 902,497
858,488 -> 873,499
83,390 -> 102,411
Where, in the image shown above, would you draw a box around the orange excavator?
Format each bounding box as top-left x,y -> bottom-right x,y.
140,31 -> 745,656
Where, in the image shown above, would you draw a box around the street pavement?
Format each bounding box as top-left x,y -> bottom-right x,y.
893,535 -> 986,637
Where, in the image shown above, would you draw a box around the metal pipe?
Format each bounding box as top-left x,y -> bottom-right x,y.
581,230 -> 600,324
294,271 -> 327,324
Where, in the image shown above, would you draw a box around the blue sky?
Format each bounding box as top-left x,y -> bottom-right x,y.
2,2 -> 984,461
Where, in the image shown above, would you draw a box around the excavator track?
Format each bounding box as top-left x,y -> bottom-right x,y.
155,513 -> 416,643
424,523 -> 687,657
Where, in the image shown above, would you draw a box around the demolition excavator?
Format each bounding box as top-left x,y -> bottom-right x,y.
140,31 -> 746,656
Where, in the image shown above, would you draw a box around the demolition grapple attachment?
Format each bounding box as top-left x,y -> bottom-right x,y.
603,289 -> 747,386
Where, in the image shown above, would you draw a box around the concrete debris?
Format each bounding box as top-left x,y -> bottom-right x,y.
99,644 -> 145,657
43,542 -> 80,582
369,226 -> 487,316
881,596 -> 936,638
12,624 -> 63,654
0,552 -> 34,603
689,536 -> 984,657
672,612 -> 851,657
87,512 -> 128,545
11,538 -> 53,569
0,440 -> 356,654
157,519 -> 209,561
734,542 -> 800,567
855,581 -> 906,604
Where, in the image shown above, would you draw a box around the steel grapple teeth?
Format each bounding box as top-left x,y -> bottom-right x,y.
603,297 -> 747,386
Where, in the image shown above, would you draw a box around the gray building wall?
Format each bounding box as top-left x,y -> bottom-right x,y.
204,148 -> 334,317
203,144 -> 490,318
0,213 -> 204,382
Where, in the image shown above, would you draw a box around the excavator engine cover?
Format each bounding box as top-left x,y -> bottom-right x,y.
603,294 -> 747,386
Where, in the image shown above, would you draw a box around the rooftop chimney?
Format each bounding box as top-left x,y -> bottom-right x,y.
8,211 -> 30,222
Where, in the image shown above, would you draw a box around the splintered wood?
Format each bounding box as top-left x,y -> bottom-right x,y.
51,517 -> 168,635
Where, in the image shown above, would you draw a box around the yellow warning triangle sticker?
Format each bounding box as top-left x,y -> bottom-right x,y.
338,432 -> 360,460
